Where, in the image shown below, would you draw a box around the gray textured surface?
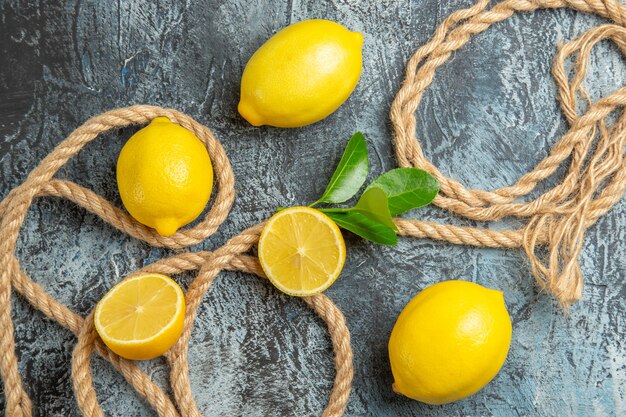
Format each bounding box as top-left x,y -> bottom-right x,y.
1,1 -> 625,416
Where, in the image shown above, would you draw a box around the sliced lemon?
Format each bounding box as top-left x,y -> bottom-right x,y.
94,273 -> 185,360
258,207 -> 346,296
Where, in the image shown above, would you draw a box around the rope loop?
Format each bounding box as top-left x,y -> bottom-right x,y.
1,1 -> 625,415
392,0 -> 626,307
0,107 -> 353,417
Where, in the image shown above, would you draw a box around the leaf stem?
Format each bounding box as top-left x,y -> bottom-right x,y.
318,207 -> 351,213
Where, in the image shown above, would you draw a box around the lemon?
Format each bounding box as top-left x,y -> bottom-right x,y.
258,207 -> 346,296
117,117 -> 213,236
238,19 -> 363,128
94,273 -> 185,360
388,280 -> 512,405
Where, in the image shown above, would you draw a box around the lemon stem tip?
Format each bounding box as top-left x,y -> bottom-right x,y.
154,219 -> 179,237
238,100 -> 264,126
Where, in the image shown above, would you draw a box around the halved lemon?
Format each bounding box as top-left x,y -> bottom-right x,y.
94,273 -> 185,360
258,206 -> 346,296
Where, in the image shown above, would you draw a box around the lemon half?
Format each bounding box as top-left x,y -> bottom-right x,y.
94,273 -> 185,360
258,207 -> 346,296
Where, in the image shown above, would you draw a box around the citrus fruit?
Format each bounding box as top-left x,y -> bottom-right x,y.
238,19 -> 363,127
388,280 -> 512,405
94,273 -> 185,360
117,116 -> 213,236
258,207 -> 346,296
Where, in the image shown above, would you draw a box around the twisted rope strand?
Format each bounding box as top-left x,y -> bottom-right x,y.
8,257 -> 181,417
391,0 -> 626,306
0,107 -> 353,416
167,225 -> 265,417
1,1 -> 625,415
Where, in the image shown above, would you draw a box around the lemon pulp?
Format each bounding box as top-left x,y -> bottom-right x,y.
258,207 -> 346,296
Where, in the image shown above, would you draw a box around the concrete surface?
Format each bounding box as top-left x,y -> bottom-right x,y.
1,0 -> 624,416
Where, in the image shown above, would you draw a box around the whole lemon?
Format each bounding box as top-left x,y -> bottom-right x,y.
117,117 -> 213,236
388,280 -> 512,405
238,19 -> 363,128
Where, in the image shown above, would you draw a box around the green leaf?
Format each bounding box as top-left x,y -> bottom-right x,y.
313,132 -> 368,205
352,187 -> 397,231
365,168 -> 439,215
323,211 -> 398,246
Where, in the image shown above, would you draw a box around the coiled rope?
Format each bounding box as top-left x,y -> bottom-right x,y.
0,0 -> 624,415
0,107 -> 352,417
391,0 -> 626,307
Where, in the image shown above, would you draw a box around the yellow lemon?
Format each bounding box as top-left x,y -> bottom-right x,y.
388,280 -> 512,405
94,273 -> 185,360
238,19 -> 363,127
258,207 -> 346,296
117,116 -> 213,236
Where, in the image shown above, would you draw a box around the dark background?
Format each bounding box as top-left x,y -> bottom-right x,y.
1,1 -> 624,416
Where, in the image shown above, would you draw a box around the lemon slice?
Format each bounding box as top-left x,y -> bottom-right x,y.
258,207 -> 346,296
94,273 -> 185,360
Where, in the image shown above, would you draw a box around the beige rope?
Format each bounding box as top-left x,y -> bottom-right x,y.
0,0 -> 625,415
0,106 -> 353,417
391,0 -> 626,306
